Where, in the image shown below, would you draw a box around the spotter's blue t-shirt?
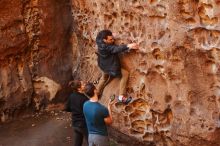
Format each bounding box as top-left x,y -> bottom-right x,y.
83,101 -> 109,136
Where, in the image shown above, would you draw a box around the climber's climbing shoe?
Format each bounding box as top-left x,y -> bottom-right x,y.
117,95 -> 132,104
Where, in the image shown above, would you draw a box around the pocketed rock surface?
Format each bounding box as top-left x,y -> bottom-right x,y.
71,0 -> 220,145
1,0 -> 220,145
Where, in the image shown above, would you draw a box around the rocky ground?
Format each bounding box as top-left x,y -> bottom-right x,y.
0,111 -> 125,146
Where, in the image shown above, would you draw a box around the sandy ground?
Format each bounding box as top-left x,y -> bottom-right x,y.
0,110 -> 125,146
0,111 -> 86,146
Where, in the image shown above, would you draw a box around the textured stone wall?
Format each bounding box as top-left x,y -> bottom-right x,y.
0,0 -> 73,122
71,0 -> 220,145
1,0 -> 220,145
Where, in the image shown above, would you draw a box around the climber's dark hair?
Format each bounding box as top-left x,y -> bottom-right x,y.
84,82 -> 96,98
96,29 -> 112,44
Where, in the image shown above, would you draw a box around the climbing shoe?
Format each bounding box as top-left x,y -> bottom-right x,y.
118,95 -> 132,104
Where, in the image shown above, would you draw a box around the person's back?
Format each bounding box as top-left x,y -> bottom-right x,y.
83,83 -> 113,146
83,101 -> 109,136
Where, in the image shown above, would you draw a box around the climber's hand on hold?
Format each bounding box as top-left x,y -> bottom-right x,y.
127,43 -> 139,50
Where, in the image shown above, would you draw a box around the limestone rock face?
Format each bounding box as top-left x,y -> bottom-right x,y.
0,0 -> 73,121
71,0 -> 220,145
